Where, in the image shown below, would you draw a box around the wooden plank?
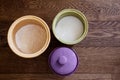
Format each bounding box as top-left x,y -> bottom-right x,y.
0,74 -> 112,80
74,47 -> 120,74
0,0 -> 120,21
88,0 -> 120,21
0,47 -> 119,74
0,47 -> 51,74
1,21 -> 120,47
112,74 -> 120,80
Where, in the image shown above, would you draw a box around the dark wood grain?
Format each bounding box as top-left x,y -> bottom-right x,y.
0,0 -> 120,21
0,74 -> 112,80
0,47 -> 119,74
0,0 -> 120,80
112,74 -> 120,80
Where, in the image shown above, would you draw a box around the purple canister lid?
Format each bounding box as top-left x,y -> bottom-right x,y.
49,47 -> 78,76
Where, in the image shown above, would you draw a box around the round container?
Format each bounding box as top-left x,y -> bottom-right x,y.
52,9 -> 88,45
49,47 -> 78,76
7,15 -> 51,58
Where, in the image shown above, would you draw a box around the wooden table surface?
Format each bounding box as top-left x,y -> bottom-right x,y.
0,0 -> 120,80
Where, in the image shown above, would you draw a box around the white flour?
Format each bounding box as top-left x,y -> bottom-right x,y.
55,16 -> 83,42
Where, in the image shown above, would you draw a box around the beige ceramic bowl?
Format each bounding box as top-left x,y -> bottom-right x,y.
8,15 -> 51,58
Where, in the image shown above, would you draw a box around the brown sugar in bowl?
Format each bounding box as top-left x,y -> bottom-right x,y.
7,15 -> 51,58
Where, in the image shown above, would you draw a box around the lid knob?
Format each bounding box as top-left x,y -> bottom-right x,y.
58,56 -> 67,65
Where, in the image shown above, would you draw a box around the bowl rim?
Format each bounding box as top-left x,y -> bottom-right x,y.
52,9 -> 88,45
7,15 -> 51,58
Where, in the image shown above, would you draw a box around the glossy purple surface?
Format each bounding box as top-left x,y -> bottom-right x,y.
49,47 -> 78,76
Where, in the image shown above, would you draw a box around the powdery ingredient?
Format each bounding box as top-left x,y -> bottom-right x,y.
55,16 -> 83,42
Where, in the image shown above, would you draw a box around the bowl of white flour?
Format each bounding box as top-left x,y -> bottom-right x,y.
52,9 -> 88,45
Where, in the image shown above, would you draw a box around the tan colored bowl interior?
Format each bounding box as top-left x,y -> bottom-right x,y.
8,15 -> 51,58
